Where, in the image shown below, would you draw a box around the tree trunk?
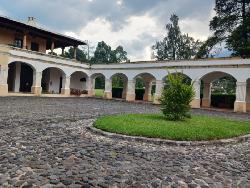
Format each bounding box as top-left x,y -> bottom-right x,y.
242,0 -> 248,46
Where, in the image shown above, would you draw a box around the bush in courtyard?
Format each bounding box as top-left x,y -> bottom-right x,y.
70,89 -> 88,96
160,73 -> 195,121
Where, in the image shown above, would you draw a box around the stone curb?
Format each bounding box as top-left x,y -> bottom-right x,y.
87,122 -> 250,146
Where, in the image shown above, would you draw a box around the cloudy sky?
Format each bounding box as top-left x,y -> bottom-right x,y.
0,0 -> 215,61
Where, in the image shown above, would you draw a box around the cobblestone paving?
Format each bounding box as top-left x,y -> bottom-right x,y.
0,97 -> 249,188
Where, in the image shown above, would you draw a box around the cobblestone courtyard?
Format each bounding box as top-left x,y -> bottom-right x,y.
0,97 -> 249,188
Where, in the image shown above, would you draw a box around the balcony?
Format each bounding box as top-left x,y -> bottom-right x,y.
0,44 -> 89,68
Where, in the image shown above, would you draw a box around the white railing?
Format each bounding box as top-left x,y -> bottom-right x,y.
0,44 -> 89,68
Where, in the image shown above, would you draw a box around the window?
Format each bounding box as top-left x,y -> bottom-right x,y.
31,42 -> 39,52
14,38 -> 23,48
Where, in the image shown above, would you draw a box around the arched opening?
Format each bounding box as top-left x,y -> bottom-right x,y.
70,71 -> 88,96
41,67 -> 65,94
134,73 -> 156,101
111,73 -> 128,99
7,62 -> 34,93
91,73 -> 105,97
201,71 -> 237,110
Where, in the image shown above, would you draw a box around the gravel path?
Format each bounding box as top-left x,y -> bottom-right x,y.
0,97 -> 249,188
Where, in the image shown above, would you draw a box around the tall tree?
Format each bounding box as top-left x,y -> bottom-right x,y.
63,47 -> 87,62
91,41 -> 128,64
152,14 -> 202,61
111,46 -> 128,63
91,41 -> 112,64
200,0 -> 250,58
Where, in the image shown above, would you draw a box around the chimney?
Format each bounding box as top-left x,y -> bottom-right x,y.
27,17 -> 37,27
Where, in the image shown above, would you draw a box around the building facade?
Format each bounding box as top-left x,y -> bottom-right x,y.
0,16 -> 250,113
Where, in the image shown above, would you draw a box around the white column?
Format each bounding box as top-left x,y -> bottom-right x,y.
104,78 -> 112,99
14,62 -> 21,92
51,41 -> 55,53
61,47 -> 65,56
202,82 -> 211,108
126,80 -> 135,101
234,82 -> 247,113
153,80 -> 164,104
86,77 -> 95,97
143,81 -> 152,101
191,80 -> 201,108
73,46 -> 77,59
122,80 -> 128,99
31,71 -> 42,95
23,34 -> 27,49
0,65 -> 8,96
61,76 -> 71,96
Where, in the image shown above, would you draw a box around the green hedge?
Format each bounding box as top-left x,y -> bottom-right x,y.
112,88 -> 146,100
112,88 -> 123,98
210,94 -> 236,109
135,88 -> 145,100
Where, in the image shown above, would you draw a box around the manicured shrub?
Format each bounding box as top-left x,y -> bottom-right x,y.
70,89 -> 88,96
160,73 -> 195,121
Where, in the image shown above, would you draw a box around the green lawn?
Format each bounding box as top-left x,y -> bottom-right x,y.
95,89 -> 104,97
94,114 -> 250,141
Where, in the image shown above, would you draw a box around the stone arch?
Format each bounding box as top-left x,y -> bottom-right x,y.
90,73 -> 106,97
200,71 -> 237,109
7,61 -> 36,93
133,73 -> 156,101
110,73 -> 128,99
70,71 -> 88,95
41,67 -> 66,94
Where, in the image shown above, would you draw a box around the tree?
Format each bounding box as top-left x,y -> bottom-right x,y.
152,14 -> 202,61
160,73 -> 195,121
91,41 -> 112,64
111,46 -> 128,63
91,41 -> 128,64
63,47 -> 87,62
204,0 -> 250,57
211,76 -> 236,95
196,36 -> 221,58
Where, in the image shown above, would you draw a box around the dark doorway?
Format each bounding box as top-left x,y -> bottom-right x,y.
7,62 -> 34,93
59,77 -> 63,93
7,63 -> 15,91
19,64 -> 33,92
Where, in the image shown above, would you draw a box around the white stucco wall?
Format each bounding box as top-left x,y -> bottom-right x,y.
70,72 -> 87,90
48,68 -> 62,94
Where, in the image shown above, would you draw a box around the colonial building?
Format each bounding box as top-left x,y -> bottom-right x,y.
0,16 -> 250,113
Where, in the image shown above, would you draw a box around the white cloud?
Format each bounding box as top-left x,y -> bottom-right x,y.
65,14 -> 164,61
65,11 -> 213,61
0,0 -> 215,61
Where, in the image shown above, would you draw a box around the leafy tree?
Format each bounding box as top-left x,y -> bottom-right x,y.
201,0 -> 250,58
111,46 -> 128,63
211,76 -> 236,95
152,14 -> 202,60
91,41 -> 112,64
160,73 -> 195,121
91,41 -> 128,64
112,75 -> 124,88
135,77 -> 145,89
63,47 -> 87,62
196,36 -> 221,58
95,76 -> 105,89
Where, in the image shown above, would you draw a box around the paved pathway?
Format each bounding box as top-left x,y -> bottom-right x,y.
0,97 -> 249,188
